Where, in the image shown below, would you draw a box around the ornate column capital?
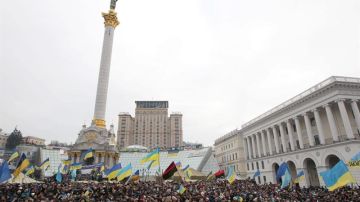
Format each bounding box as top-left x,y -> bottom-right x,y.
336,98 -> 347,103
102,10 -> 119,28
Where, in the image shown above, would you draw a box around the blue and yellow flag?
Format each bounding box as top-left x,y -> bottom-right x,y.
184,168 -> 192,182
62,159 -> 71,166
348,152 -> 360,168
0,161 -> 12,183
146,160 -> 157,170
177,184 -> 186,194
106,163 -> 122,180
320,160 -> 355,191
181,164 -> 190,172
8,151 -> 19,163
281,168 -> 292,188
83,148 -> 93,160
117,163 -> 132,181
13,153 -> 30,178
25,166 -> 35,176
131,170 -> 140,181
253,170 -> 260,179
226,167 -> 236,184
140,148 -> 159,164
69,163 -> 82,171
294,170 -> 304,183
39,158 -> 50,170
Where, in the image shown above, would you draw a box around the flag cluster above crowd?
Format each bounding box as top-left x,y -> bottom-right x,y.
1,148 -> 359,194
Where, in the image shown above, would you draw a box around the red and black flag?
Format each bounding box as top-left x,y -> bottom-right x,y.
214,169 -> 225,178
162,161 -> 178,180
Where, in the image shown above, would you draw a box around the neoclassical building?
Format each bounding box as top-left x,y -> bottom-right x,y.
214,129 -> 247,178
241,76 -> 360,187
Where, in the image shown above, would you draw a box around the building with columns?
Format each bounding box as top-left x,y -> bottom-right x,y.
214,129 -> 247,178
241,76 -> 360,186
117,101 -> 183,150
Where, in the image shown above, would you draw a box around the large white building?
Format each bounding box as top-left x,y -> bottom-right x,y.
215,76 -> 360,187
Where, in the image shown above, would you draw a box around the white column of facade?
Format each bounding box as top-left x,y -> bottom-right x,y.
246,136 -> 253,159
261,130 -> 267,156
337,99 -> 355,139
251,135 -> 257,158
286,120 -> 295,151
304,113 -> 315,147
266,128 -> 274,155
243,137 -> 249,160
294,116 -> 304,149
324,104 -> 339,142
272,126 -> 280,153
279,123 -> 288,152
255,133 -> 262,158
313,109 -> 325,145
350,99 -> 360,132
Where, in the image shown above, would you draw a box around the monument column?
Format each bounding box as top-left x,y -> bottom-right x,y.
93,2 -> 120,128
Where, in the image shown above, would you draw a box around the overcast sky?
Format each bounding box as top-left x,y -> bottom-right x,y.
1,0 -> 359,146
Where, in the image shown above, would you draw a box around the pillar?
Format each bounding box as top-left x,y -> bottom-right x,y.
294,116 -> 304,149
324,104 -> 339,142
286,120 -> 295,151
313,109 -> 325,145
304,113 -> 315,147
337,99 -> 355,139
272,126 -> 280,154
279,123 -> 288,152
256,133 -> 262,157
266,128 -> 273,155
243,137 -> 249,160
261,130 -> 267,156
246,136 -> 252,159
251,135 -> 257,158
350,99 -> 360,132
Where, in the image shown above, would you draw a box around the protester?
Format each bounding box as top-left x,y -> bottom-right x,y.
0,177 -> 359,201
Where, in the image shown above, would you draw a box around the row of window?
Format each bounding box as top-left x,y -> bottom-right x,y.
221,142 -> 234,151
247,161 -> 265,171
221,152 -> 238,163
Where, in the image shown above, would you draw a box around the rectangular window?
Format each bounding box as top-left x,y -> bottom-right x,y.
263,176 -> 266,183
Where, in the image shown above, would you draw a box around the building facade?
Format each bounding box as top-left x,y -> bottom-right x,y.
214,129 -> 247,178
240,76 -> 360,186
0,129 -> 8,149
117,101 -> 183,149
22,136 -> 45,146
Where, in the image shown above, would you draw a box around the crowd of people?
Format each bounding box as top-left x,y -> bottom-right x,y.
1,177 -> 359,201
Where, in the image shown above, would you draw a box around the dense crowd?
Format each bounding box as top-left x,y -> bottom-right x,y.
0,178 -> 359,202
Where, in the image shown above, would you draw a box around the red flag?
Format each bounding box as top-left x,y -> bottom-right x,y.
214,170 -> 225,178
162,161 -> 178,180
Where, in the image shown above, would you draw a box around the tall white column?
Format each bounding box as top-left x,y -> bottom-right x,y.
256,133 -> 262,157
324,104 -> 339,142
350,99 -> 360,132
337,99 -> 355,139
93,10 -> 119,128
261,130 -> 267,156
266,128 -> 273,155
279,123 -> 288,152
251,135 -> 257,158
243,137 -> 249,160
313,109 -> 325,145
246,136 -> 252,159
304,113 -> 315,147
294,116 -> 304,149
272,126 -> 280,154
286,120 -> 295,151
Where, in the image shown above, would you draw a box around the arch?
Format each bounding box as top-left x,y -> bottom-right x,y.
287,160 -> 297,180
325,154 -> 340,169
320,149 -> 345,166
272,162 -> 280,184
303,158 -> 320,187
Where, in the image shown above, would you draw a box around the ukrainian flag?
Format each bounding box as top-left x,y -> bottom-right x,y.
140,148 -> 159,164
83,148 -> 93,160
39,158 -> 50,170
348,152 -> 360,168
117,163 -> 132,181
320,160 -> 356,191
185,169 -> 192,182
62,159 -> 71,166
146,160 -> 157,170
106,163 -> 122,180
13,153 -> 30,178
226,166 -> 236,184
8,151 -> 19,163
177,184 -> 186,195
131,170 -> 140,181
69,163 -> 82,171
25,166 -> 35,176
294,170 -> 304,183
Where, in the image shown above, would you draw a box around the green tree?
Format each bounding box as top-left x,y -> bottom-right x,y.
6,128 -> 23,150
